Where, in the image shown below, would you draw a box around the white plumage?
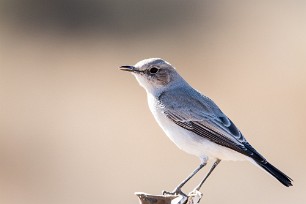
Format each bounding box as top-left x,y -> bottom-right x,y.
120,58 -> 292,193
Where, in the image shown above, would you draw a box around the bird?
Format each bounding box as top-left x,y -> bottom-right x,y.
119,58 -> 292,195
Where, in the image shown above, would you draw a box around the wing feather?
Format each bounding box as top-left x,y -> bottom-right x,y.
159,89 -> 266,163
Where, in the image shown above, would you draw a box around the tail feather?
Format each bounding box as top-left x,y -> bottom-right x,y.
257,161 -> 293,187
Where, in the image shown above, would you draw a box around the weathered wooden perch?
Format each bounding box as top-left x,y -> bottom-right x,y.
135,190 -> 203,204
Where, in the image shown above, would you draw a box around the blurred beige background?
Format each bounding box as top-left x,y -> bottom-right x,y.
0,1 -> 305,204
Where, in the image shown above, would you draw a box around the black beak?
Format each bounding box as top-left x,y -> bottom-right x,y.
119,65 -> 136,72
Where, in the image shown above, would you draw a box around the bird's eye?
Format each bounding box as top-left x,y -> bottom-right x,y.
149,67 -> 159,74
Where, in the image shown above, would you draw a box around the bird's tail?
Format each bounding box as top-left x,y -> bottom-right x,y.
257,161 -> 293,187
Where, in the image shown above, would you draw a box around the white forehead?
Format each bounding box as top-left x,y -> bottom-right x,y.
134,58 -> 173,68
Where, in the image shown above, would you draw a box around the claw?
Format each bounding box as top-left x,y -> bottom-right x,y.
162,188 -> 187,196
162,190 -> 175,195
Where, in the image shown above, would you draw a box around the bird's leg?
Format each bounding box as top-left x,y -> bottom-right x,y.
193,159 -> 221,192
163,162 -> 206,196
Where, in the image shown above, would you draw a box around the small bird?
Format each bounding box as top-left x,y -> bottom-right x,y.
120,58 -> 292,195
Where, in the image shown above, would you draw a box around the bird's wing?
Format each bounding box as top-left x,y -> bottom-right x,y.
159,90 -> 266,162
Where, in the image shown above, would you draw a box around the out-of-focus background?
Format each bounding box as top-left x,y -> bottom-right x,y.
0,1 -> 305,204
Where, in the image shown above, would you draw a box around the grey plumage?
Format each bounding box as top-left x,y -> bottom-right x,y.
158,87 -> 264,161
120,58 -> 292,194
158,87 -> 292,187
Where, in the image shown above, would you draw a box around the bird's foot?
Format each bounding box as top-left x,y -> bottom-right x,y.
188,189 -> 202,196
187,189 -> 203,204
162,188 -> 187,197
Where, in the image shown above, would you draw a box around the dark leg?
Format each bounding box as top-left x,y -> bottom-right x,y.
163,162 -> 207,195
194,159 -> 221,191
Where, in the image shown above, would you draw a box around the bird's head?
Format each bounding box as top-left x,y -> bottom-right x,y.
120,58 -> 185,95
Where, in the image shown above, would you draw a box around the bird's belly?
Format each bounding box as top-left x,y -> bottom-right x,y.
150,105 -> 248,163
